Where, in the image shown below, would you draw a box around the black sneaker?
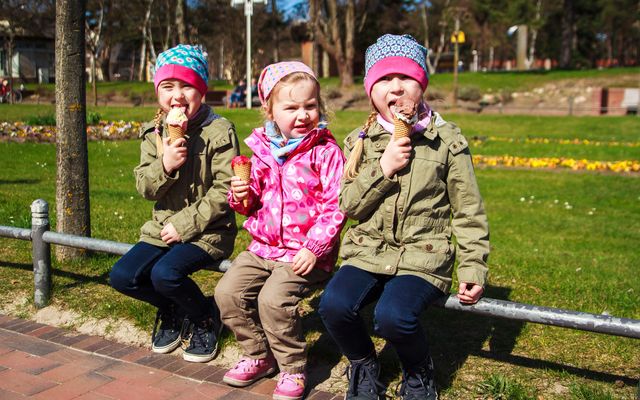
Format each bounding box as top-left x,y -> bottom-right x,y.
344,353 -> 386,400
151,306 -> 186,354
182,307 -> 223,363
397,357 -> 438,400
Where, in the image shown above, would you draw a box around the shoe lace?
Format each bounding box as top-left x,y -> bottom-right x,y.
232,357 -> 261,372
344,360 -> 385,398
395,367 -> 437,400
152,309 -> 177,342
278,372 -> 305,387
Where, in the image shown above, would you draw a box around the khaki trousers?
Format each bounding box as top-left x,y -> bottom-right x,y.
214,251 -> 329,373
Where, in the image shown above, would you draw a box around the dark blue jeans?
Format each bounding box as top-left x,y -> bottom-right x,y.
109,242 -> 215,321
319,265 -> 444,369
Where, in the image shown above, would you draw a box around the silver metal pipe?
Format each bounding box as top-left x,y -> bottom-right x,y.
2,212 -> 640,338
435,295 -> 640,339
0,225 -> 31,240
42,231 -> 133,256
40,231 -> 230,272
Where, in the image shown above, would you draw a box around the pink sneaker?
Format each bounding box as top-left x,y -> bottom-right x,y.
273,372 -> 306,400
222,357 -> 276,387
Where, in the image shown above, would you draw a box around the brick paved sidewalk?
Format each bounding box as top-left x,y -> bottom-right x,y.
0,314 -> 340,400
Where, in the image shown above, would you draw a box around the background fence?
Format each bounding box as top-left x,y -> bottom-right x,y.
0,199 -> 639,340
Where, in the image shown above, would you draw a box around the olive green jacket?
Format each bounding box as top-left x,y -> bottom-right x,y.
134,115 -> 240,259
339,112 -> 489,293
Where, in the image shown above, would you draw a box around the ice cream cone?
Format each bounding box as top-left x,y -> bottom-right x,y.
392,97 -> 417,140
393,117 -> 411,140
168,126 -> 185,144
232,155 -> 252,207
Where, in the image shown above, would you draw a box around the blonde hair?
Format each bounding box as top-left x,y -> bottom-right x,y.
343,110 -> 378,181
153,108 -> 165,157
262,72 -> 327,123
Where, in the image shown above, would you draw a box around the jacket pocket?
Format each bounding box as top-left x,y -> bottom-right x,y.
340,228 -> 384,259
403,238 -> 453,275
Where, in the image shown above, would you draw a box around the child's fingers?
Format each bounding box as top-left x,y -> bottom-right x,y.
172,137 -> 187,147
162,137 -> 171,146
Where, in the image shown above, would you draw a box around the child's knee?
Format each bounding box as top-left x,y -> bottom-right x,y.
109,263 -> 132,292
318,290 -> 352,322
373,306 -> 416,340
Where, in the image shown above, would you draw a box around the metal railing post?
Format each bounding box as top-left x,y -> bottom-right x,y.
31,199 -> 51,308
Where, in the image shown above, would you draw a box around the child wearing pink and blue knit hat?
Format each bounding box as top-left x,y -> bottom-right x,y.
319,34 -> 489,400
110,44 -> 241,365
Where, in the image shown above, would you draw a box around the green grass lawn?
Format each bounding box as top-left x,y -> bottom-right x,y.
0,109 -> 639,399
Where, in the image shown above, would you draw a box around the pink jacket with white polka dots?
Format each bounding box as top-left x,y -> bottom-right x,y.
228,127 -> 346,272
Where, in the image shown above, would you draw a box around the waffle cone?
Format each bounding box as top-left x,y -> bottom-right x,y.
168,126 -> 185,144
233,164 -> 252,207
393,117 -> 411,140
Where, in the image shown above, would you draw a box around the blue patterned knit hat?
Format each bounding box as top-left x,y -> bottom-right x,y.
154,44 -> 209,95
364,34 -> 429,95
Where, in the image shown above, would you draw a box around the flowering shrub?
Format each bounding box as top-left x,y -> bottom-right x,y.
0,120 -> 143,143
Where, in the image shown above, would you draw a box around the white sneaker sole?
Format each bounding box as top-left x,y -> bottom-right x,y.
151,336 -> 181,354
222,367 -> 276,387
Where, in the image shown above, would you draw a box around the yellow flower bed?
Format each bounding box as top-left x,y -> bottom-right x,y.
472,155 -> 640,174
470,136 -> 640,147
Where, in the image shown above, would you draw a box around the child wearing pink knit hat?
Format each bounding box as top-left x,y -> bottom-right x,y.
215,61 -> 345,400
319,34 -> 489,400
110,44 -> 241,365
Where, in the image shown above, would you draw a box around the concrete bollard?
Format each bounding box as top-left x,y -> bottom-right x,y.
31,199 -> 51,308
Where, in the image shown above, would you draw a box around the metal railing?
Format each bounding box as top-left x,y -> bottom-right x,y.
0,199 -> 639,340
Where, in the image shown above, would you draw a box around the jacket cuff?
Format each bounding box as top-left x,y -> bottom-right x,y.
457,265 -> 487,287
303,239 -> 330,259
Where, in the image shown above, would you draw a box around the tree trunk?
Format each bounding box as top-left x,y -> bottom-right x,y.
309,0 -> 356,89
560,0 -> 574,68
55,0 -> 91,260
270,0 -> 280,62
91,55 -> 98,106
7,36 -> 14,105
138,0 -> 152,81
176,0 -> 187,43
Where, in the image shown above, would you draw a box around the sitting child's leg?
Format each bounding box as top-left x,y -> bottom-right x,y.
110,242 -> 185,354
215,251 -> 275,386
148,243 -> 222,362
257,260 -> 329,400
373,275 -> 443,399
318,265 -> 386,399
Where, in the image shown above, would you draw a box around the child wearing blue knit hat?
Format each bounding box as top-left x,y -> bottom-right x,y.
110,44 -> 241,363
319,34 -> 490,400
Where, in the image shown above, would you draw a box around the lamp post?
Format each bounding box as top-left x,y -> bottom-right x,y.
231,0 -> 265,109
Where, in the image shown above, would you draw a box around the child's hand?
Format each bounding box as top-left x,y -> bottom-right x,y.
457,282 -> 484,304
292,248 -> 317,276
230,176 -> 250,203
380,136 -> 411,178
162,137 -> 187,175
160,222 -> 182,244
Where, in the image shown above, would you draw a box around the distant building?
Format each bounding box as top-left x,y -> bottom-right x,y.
0,20 -> 55,83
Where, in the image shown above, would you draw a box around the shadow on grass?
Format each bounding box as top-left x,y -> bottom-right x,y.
0,257 -> 111,289
0,178 -> 41,185
303,283 -> 636,394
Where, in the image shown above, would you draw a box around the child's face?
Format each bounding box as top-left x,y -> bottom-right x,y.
157,79 -> 203,118
268,79 -> 320,140
370,74 -> 423,123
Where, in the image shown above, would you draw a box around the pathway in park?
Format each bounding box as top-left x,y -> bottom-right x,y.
0,313 -> 340,400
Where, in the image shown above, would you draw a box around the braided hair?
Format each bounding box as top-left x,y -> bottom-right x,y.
343,110 -> 378,181
153,108 -> 165,157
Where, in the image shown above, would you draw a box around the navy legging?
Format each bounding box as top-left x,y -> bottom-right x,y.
109,241 -> 214,321
319,265 -> 444,369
